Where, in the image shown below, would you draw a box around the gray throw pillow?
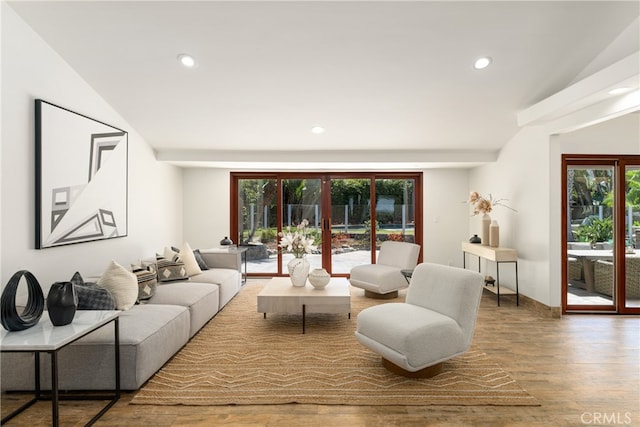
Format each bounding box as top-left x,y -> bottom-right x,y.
193,249 -> 209,271
70,272 -> 116,310
132,266 -> 157,302
156,255 -> 189,282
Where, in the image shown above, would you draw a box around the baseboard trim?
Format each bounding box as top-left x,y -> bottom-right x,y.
519,294 -> 562,318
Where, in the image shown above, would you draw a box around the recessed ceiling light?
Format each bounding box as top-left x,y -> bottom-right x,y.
473,57 -> 492,70
177,53 -> 196,68
311,126 -> 325,134
608,87 -> 631,95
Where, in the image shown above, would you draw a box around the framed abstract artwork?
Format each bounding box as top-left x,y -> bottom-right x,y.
35,99 -> 128,249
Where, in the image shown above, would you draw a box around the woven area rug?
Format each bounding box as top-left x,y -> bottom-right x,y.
131,282 -> 539,406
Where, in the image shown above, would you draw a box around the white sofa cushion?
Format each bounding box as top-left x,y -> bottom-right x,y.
191,268 -> 241,309
149,282 -> 219,337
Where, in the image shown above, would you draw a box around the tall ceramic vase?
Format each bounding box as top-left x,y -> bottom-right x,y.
46,281 -> 78,326
490,220 -> 500,247
288,256 -> 310,287
481,213 -> 491,246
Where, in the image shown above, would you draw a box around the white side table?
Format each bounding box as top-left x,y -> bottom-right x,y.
1,310 -> 120,426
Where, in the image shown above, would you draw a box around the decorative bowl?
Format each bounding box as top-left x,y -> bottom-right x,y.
308,268 -> 330,289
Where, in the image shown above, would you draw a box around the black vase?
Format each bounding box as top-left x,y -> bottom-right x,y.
46,281 -> 78,326
220,236 -> 233,246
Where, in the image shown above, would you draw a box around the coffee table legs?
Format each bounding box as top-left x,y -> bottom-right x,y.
261,306 -> 307,333
262,305 -> 351,334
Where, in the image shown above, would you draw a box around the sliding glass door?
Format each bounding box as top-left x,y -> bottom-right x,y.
622,163 -> 640,312
281,178 -> 323,273
232,173 -> 422,278
562,155 -> 640,314
329,178 -> 372,274
564,163 -> 616,310
236,176 -> 279,273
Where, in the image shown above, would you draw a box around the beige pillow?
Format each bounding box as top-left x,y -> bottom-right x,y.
164,246 -> 179,260
180,242 -> 203,277
97,260 -> 138,310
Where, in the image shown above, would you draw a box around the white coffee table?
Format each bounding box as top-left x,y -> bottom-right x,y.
0,310 -> 120,426
257,277 -> 351,333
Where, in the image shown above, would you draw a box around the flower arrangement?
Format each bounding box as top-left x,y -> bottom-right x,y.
278,219 -> 316,258
467,191 -> 516,215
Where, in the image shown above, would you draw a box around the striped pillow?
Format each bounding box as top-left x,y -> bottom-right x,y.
155,255 -> 189,282
131,266 -> 157,302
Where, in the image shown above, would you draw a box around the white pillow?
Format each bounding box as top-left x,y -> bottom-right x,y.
97,260 -> 138,310
180,242 -> 203,277
164,246 -> 179,260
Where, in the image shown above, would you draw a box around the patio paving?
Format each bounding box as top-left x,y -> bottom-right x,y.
247,250 -> 377,274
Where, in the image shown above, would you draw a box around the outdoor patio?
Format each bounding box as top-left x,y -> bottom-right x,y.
247,249 -> 376,274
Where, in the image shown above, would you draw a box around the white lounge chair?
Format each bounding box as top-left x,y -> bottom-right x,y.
355,263 -> 483,377
349,241 -> 420,299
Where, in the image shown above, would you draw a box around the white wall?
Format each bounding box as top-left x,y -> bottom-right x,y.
182,167 -> 471,267
182,168 -> 232,249
469,126 -> 552,304
422,168 -> 471,267
0,3 -> 183,294
553,113 -> 640,149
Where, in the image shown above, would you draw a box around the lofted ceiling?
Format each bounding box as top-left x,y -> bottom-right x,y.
7,1 -> 640,169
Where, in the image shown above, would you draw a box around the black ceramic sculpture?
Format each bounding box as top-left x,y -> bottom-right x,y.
1,270 -> 45,331
220,236 -> 233,246
46,281 -> 78,326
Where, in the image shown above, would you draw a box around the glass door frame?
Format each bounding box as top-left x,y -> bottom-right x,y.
619,158 -> 640,315
561,154 -> 640,314
231,172 -> 423,278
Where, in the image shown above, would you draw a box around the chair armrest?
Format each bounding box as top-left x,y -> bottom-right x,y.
198,249 -> 241,270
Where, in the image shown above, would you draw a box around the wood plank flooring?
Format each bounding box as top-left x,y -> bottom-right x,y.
2,284 -> 639,426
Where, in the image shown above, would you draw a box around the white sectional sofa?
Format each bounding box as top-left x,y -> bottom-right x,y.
1,250 -> 241,391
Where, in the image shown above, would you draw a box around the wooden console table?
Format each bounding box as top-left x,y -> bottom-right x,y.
461,242 -> 519,306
